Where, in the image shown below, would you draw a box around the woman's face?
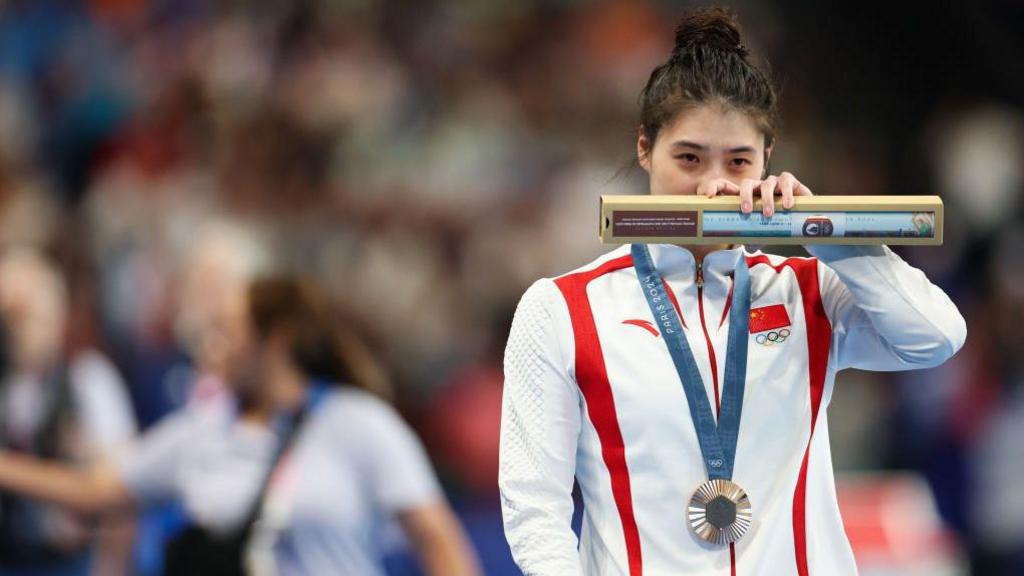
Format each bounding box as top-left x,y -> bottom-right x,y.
220,293 -> 264,399
0,257 -> 67,372
223,302 -> 296,408
638,103 -> 770,195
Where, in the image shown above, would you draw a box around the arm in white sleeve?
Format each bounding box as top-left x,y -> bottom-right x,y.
499,278 -> 583,576
806,244 -> 967,371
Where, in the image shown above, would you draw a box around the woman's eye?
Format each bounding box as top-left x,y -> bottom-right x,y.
729,158 -> 752,167
676,153 -> 700,164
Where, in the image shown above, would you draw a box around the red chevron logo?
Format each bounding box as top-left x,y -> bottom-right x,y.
622,319 -> 660,337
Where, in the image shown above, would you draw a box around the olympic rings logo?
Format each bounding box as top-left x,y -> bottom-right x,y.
754,328 -> 791,346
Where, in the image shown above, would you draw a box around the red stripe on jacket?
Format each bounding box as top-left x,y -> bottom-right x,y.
554,254 -> 644,576
747,254 -> 831,576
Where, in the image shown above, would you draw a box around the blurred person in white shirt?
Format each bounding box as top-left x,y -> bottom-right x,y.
0,248 -> 137,576
0,273 -> 480,576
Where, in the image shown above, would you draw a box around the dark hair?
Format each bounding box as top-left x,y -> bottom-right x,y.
248,275 -> 350,385
639,7 -> 778,156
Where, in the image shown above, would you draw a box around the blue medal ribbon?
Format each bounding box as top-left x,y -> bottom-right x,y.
631,244 -> 751,481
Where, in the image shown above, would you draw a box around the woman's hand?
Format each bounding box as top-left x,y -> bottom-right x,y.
698,172 -> 814,216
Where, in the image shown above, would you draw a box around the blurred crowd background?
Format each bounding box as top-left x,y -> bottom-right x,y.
0,0 -> 1020,574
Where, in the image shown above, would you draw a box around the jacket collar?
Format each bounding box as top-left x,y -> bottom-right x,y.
646,244 -> 747,281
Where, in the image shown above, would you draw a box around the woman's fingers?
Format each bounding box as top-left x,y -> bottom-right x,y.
739,179 -> 759,213
760,176 -> 778,216
698,178 -> 741,198
694,175 -> 809,214
778,172 -> 797,209
720,179 -> 742,195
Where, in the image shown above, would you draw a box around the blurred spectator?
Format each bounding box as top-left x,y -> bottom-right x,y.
0,248 -> 136,576
172,220 -> 272,406
0,274 -> 481,576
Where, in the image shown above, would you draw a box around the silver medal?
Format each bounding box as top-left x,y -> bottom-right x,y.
687,479 -> 753,545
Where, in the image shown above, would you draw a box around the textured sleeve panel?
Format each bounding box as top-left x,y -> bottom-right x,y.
499,278 -> 584,575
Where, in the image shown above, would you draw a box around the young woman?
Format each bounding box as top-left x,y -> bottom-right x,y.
0,275 -> 481,576
499,7 -> 966,576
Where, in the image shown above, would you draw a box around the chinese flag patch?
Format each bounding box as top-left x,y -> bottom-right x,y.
749,304 -> 791,333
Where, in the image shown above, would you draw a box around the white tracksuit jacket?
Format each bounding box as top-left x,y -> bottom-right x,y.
499,243 -> 966,576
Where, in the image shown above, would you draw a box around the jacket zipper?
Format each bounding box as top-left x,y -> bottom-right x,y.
695,261 -> 720,416
697,260 -> 737,576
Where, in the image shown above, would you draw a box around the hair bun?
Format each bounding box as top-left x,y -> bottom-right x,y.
672,7 -> 749,59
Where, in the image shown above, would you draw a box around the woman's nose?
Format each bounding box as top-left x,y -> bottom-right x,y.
706,162 -> 729,180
